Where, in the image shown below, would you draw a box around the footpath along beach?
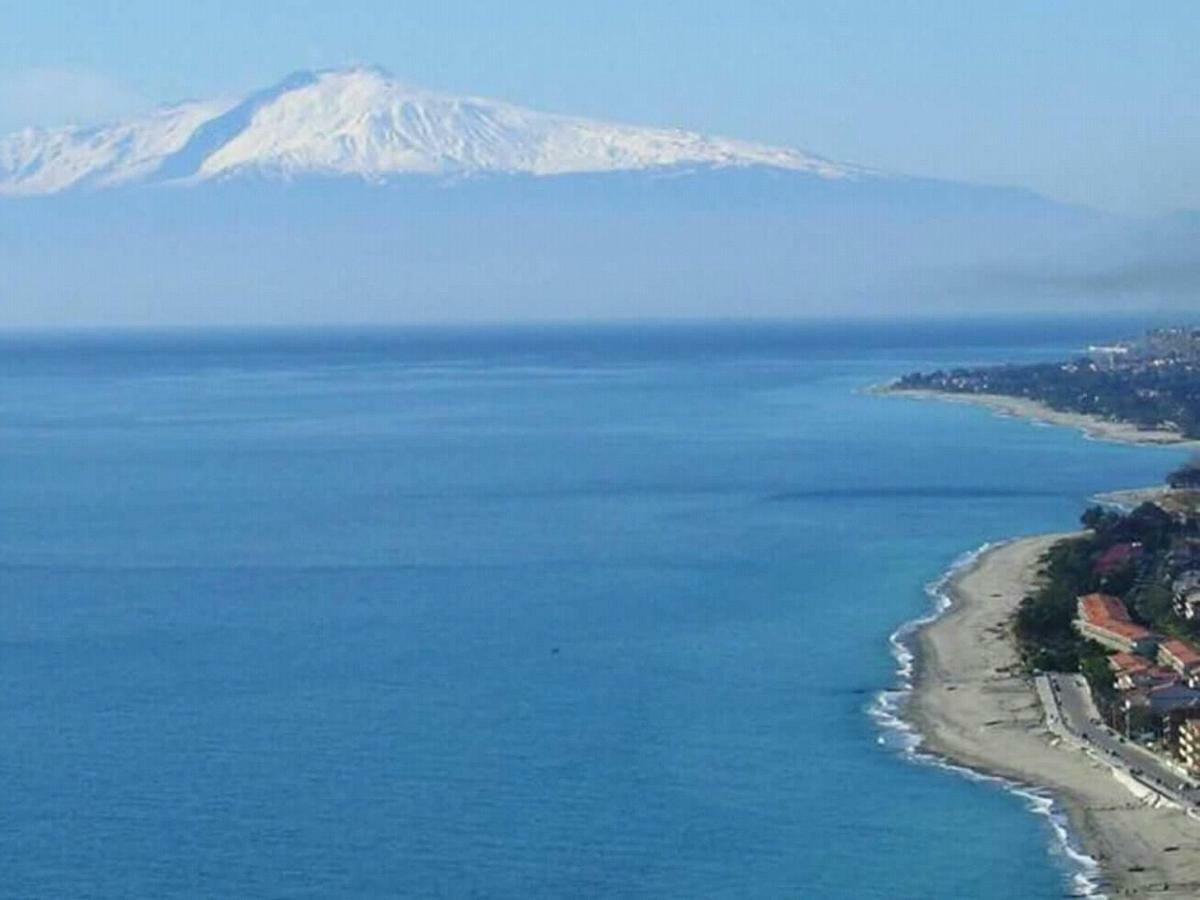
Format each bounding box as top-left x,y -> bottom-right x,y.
909,536 -> 1200,895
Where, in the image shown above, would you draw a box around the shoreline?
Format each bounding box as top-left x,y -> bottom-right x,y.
879,387 -> 1200,449
1092,486 -> 1174,512
904,536 -> 1200,896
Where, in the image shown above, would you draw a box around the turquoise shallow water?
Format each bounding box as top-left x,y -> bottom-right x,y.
0,322 -> 1184,898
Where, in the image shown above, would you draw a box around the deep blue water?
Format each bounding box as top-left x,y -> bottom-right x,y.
0,320 -> 1184,898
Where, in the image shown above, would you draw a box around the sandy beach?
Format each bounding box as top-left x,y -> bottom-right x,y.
909,536 -> 1200,896
885,388 -> 1199,448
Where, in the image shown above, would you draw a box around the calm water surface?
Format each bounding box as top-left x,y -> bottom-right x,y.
0,321 -> 1183,898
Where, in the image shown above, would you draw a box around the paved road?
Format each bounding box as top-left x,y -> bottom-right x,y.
1043,673 -> 1200,808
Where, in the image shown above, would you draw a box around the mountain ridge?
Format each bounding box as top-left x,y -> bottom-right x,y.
0,66 -> 868,196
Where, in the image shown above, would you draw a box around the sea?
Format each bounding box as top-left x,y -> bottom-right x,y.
0,319 -> 1185,899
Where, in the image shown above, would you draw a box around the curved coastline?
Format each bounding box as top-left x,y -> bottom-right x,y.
871,540 -> 1105,898
885,536 -> 1200,897
877,386 -> 1200,449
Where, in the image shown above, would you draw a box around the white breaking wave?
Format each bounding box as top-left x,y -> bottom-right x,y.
0,66 -> 865,196
868,543 -> 1108,899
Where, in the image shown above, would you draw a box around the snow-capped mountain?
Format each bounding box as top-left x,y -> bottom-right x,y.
0,66 -> 862,196
0,65 -> 1111,328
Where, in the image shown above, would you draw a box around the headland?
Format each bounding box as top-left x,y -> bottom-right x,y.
909,536 -> 1200,895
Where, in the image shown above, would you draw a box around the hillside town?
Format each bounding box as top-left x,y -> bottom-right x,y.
895,326 -> 1200,438
1076,590 -> 1200,773
1025,466 -> 1200,782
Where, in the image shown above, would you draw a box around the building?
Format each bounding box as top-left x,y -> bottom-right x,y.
1173,572 -> 1200,620
1109,652 -> 1177,691
1087,344 -> 1131,371
1158,639 -> 1200,687
1075,593 -> 1159,655
1177,591 -> 1200,621
1125,683 -> 1200,750
1126,682 -> 1200,716
1109,651 -> 1150,678
1180,719 -> 1200,775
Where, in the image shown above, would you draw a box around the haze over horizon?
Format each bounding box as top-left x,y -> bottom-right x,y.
1,3 -> 1197,328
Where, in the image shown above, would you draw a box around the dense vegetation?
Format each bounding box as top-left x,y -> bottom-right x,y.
1014,501 -> 1196,703
896,360 -> 1200,438
1014,532 -> 1109,675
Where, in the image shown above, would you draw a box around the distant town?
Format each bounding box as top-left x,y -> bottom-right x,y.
896,326 -> 1200,438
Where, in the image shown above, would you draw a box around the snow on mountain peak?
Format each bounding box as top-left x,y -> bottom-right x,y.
0,66 -> 861,195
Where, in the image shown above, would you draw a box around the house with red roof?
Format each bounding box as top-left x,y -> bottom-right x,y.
1075,593 -> 1159,655
1159,639 -> 1200,687
1108,652 -> 1177,691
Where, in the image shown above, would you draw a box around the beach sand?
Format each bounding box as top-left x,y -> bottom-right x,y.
909,536 -> 1200,896
885,388 -> 1199,449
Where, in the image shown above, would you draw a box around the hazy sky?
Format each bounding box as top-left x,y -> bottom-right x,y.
1,1 -> 1197,215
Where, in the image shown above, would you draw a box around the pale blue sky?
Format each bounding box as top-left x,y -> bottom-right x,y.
0,1 -> 1197,214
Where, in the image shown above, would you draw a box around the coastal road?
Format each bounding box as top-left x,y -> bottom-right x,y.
1044,673 -> 1200,807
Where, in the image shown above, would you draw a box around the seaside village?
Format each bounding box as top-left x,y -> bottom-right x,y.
1069,476 -> 1200,775
1077,589 -> 1200,769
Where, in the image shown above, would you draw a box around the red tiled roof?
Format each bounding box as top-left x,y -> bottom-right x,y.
1080,593 -> 1132,623
1109,652 -> 1151,674
1161,639 -> 1200,669
1098,620 -> 1156,642
1078,593 -> 1155,643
